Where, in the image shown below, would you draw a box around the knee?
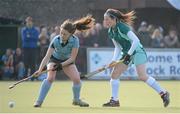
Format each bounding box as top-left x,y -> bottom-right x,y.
47,76 -> 55,83
72,77 -> 81,84
47,78 -> 54,83
111,70 -> 121,79
111,74 -> 120,79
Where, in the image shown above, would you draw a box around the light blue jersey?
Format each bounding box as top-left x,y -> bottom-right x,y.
49,35 -> 79,60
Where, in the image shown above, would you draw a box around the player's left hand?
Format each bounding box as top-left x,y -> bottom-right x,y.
53,63 -> 62,71
121,54 -> 131,65
123,54 -> 131,62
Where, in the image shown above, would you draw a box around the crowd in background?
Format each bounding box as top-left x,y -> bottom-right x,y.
0,16 -> 179,81
137,21 -> 180,48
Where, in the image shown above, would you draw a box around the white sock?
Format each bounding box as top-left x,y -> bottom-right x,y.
145,77 -> 166,94
110,78 -> 120,101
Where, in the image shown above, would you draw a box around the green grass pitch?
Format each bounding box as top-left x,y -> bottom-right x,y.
0,80 -> 180,114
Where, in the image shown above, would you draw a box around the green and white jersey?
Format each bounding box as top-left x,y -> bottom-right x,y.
108,22 -> 143,55
49,35 -> 79,60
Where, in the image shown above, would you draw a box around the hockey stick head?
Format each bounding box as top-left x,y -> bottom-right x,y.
8,75 -> 34,89
9,84 -> 16,89
8,65 -> 59,90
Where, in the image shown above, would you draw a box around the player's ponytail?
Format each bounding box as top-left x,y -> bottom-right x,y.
61,15 -> 95,34
74,15 -> 95,31
104,8 -> 136,25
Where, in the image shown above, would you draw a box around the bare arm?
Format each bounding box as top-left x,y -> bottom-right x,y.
61,48 -> 78,66
38,47 -> 54,72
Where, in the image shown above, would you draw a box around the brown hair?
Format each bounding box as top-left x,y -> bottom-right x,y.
105,9 -> 136,25
61,15 -> 95,34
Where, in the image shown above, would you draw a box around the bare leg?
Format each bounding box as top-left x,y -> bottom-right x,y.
136,64 -> 166,93
103,63 -> 128,107
63,64 -> 89,107
136,64 -> 170,107
110,63 -> 128,100
34,63 -> 56,107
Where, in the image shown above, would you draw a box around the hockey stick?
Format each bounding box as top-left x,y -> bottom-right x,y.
9,65 -> 58,89
82,59 -> 124,79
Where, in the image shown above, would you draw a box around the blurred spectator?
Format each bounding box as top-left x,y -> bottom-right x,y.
93,23 -> 111,47
13,48 -> 25,80
137,21 -> 152,47
1,48 -> 14,80
158,26 -> 164,34
147,24 -> 155,36
50,26 -> 60,41
138,21 -> 147,32
38,27 -> 49,61
91,23 -> 103,47
75,22 -> 112,47
75,31 -> 86,47
47,26 -> 54,37
151,28 -> 164,48
83,23 -> 102,47
137,21 -> 151,47
98,24 -> 112,47
21,16 -> 39,79
164,29 -> 179,48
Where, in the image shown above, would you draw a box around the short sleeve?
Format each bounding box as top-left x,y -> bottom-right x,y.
49,39 -> 55,49
73,37 -> 79,48
118,22 -> 131,35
